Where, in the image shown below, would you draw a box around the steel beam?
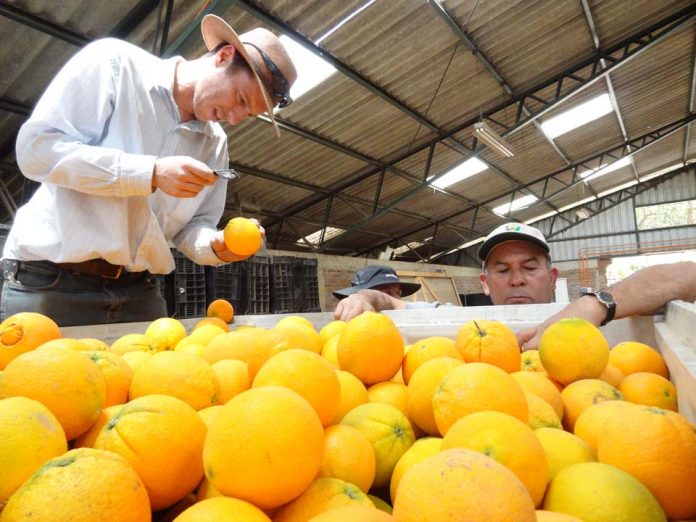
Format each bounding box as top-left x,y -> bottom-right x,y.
0,97 -> 31,117
0,0 -> 89,46
110,0 -> 160,38
685,25 -> 696,163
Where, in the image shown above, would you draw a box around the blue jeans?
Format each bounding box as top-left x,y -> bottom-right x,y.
1,260 -> 167,327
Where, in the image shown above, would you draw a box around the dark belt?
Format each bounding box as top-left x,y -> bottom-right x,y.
3,258 -> 147,282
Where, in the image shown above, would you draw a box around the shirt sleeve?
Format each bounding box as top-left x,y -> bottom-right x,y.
15,39 -> 155,198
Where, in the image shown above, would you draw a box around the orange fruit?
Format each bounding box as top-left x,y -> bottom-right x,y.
610,341 -> 669,378
368,495 -> 393,514
534,427 -> 596,482
392,448 -> 536,521
39,337 -> 91,351
539,317 -> 609,385
442,410 -> 549,506
455,320 -> 521,373
93,394 -> 206,511
83,350 -> 133,407
340,402 -> 415,488
73,404 -> 122,449
389,437 -> 442,503
211,359 -> 250,404
367,381 -> 418,433
1,448 -> 150,521
0,396 -> 67,507
0,346 -> 105,440
572,400 -> 634,452
186,323 -> 226,346
433,362 -> 528,435
511,370 -> 564,419
319,320 -> 347,345
202,327 -> 287,379
195,477 -> 223,501
276,315 -> 316,330
333,369 -> 369,423
308,505 -> 394,521
317,424 -> 376,493
525,392 -> 562,429
0,312 -> 61,370
521,349 -> 546,372
144,317 -> 187,352
194,316 -> 230,332
121,350 -> 153,371
560,378 -> 623,431
407,356 -> 464,436
599,362 -> 624,388
253,349 -> 340,426
535,512 -> 583,522
78,338 -> 110,351
273,322 -> 323,354
173,496 -> 270,522
129,350 -> 220,410
198,404 -> 225,429
337,312 -> 404,385
321,334 -> 341,367
543,462 -> 666,522
401,336 -> 461,384
203,386 -> 324,510
207,298 -> 235,323
274,477 -> 373,522
109,333 -> 156,355
597,405 -> 696,519
173,338 -> 206,358
619,372 -> 678,411
223,217 -> 263,256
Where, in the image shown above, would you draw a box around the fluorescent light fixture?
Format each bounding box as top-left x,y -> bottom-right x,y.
277,36 -> 336,109
393,241 -> 424,255
474,122 -> 514,157
297,226 -> 345,246
581,156 -> 633,181
540,93 -> 613,139
315,0 -> 376,44
524,210 -> 558,225
429,157 -> 488,189
492,194 -> 538,216
576,207 -> 591,220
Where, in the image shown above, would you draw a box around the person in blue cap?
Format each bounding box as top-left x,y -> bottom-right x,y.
333,265 -> 441,320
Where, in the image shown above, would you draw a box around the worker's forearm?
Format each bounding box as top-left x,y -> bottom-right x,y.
608,262 -> 696,320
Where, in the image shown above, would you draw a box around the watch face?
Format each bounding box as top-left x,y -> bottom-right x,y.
595,291 -> 615,305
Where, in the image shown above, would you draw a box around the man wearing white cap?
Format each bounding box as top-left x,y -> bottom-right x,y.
1,15 -> 297,326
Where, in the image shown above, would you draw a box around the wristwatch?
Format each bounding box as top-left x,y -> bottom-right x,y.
579,288 -> 616,326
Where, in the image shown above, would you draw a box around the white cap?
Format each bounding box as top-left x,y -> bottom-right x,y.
478,222 -> 549,261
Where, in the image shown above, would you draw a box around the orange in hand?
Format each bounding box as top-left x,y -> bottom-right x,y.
223,217 -> 262,257
207,298 -> 235,323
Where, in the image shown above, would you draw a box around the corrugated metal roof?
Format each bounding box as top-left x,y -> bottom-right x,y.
1,0 -> 694,264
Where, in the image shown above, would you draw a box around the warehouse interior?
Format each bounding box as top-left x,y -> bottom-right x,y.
1,0 -> 695,314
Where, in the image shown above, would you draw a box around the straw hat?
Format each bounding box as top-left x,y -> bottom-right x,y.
201,15 -> 297,137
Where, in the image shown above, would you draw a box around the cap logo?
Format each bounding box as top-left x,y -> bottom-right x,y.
504,224 -> 522,232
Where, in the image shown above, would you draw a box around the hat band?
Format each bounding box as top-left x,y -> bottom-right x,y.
242,41 -> 293,108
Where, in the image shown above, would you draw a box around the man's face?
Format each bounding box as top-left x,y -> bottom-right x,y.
193,46 -> 268,125
371,283 -> 403,299
479,241 -> 558,305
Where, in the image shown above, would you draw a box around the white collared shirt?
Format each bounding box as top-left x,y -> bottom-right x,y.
3,38 -> 229,274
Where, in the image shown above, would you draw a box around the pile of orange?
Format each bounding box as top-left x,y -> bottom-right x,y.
0,310 -> 693,522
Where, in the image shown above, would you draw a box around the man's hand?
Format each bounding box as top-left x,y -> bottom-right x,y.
210,219 -> 265,262
334,293 -> 377,321
152,156 -> 217,197
516,295 -> 608,350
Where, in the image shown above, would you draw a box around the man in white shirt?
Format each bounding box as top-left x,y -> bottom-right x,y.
1,15 -> 297,326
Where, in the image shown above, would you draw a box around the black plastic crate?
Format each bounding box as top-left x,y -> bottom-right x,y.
243,256 -> 270,315
211,262 -> 243,313
301,258 -> 321,312
166,249 -> 206,319
270,256 -> 299,314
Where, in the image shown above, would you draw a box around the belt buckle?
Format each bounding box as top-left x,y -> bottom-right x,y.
103,265 -> 123,279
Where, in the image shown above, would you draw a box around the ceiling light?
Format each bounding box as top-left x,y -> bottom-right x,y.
429,157 -> 488,189
576,207 -> 591,220
581,156 -> 632,181
492,195 -> 538,216
296,226 -> 345,246
540,93 -> 613,139
474,122 -> 514,158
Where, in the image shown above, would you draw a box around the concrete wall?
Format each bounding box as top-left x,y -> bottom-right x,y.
266,249 -> 602,312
